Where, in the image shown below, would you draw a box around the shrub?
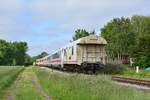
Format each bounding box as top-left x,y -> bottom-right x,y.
99,63 -> 124,74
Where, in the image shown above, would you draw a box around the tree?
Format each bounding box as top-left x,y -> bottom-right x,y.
12,42 -> 28,65
133,35 -> 150,67
131,15 -> 150,67
101,15 -> 150,68
24,54 -> 33,66
131,15 -> 150,37
36,52 -> 48,59
12,59 -> 16,66
101,17 -> 136,59
31,51 -> 48,62
72,29 -> 95,41
0,40 -> 30,66
0,40 -> 9,65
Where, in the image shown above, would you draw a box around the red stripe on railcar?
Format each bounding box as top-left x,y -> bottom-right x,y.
64,61 -> 77,64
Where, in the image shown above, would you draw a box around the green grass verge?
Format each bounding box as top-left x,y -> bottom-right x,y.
0,66 -> 24,97
34,67 -> 150,100
119,67 -> 150,80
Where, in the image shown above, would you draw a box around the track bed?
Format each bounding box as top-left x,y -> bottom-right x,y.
112,76 -> 150,88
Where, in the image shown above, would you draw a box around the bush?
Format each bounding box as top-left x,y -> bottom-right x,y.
99,63 -> 124,74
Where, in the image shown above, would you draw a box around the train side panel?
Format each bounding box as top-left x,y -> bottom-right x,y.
63,44 -> 77,65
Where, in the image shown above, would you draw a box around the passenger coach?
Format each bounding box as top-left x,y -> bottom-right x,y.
36,35 -> 107,72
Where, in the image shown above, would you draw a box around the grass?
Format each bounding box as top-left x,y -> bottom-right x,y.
34,67 -> 150,100
118,67 -> 150,80
0,66 -> 24,97
0,66 -> 149,100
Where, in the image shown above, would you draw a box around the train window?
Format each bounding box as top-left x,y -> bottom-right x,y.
72,46 -> 74,55
52,52 -> 60,59
64,49 -> 67,56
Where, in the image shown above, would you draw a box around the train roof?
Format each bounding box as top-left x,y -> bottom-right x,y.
76,35 -> 107,45
62,35 -> 107,49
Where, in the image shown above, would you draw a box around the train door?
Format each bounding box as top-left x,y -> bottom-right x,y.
82,44 -> 102,63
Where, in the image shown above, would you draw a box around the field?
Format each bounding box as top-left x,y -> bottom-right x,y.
0,66 -> 150,100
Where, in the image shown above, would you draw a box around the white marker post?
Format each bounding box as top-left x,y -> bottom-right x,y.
130,58 -> 134,67
136,66 -> 139,73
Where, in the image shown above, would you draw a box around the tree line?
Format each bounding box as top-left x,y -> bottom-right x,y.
0,39 -> 49,66
101,15 -> 150,68
0,40 -> 31,66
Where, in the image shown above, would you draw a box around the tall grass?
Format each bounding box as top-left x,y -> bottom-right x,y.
0,66 -> 24,97
34,67 -> 150,100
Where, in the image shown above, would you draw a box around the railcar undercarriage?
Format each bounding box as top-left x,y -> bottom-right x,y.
42,63 -> 105,74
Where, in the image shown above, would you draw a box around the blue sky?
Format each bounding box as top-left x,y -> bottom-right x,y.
0,0 -> 150,56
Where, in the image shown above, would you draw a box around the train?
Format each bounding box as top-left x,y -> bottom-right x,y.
36,35 -> 107,73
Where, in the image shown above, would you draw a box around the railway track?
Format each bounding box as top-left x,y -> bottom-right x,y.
112,76 -> 150,88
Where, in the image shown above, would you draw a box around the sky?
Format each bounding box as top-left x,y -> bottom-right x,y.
0,0 -> 149,56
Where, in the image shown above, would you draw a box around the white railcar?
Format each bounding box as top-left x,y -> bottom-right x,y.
36,35 -> 107,72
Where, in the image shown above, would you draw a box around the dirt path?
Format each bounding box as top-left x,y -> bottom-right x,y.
32,72 -> 51,100
3,67 -> 52,100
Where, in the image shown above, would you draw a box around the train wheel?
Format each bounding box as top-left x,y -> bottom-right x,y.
93,66 -> 96,74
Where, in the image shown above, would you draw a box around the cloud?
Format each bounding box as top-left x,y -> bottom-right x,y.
29,0 -> 147,31
1,0 -> 149,35
0,0 -> 23,13
0,0 -> 25,34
